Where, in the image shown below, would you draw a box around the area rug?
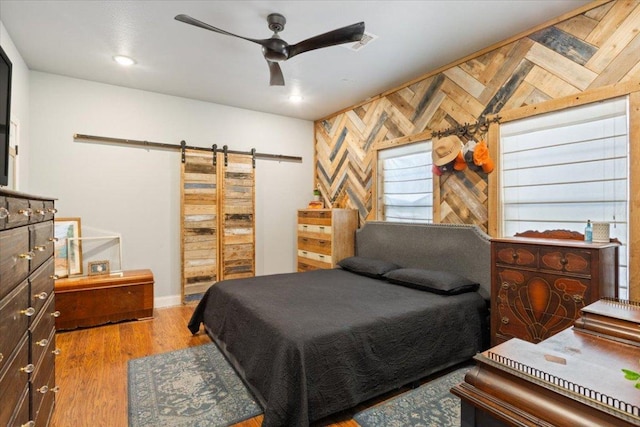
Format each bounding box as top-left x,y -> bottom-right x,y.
354,366 -> 471,427
128,343 -> 263,427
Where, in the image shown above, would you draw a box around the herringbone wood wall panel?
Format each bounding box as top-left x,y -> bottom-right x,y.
315,1 -> 640,232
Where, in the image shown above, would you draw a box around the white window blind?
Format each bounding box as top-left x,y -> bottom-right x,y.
500,97 -> 629,298
378,141 -> 432,223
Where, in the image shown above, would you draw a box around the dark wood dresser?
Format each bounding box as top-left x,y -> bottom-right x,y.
0,188 -> 58,427
452,299 -> 640,427
491,231 -> 619,346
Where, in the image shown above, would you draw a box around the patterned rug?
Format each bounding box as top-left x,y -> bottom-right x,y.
128,343 -> 262,427
354,366 -> 471,427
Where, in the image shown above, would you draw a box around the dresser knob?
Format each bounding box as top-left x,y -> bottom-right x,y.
36,291 -> 48,300
47,207 -> 58,214
51,274 -> 60,280
36,339 -> 49,347
37,385 -> 49,394
501,317 -> 510,325
511,252 -> 519,260
20,363 -> 35,374
35,209 -> 46,216
48,236 -> 59,243
21,307 -> 36,317
52,348 -> 62,356
19,252 -> 35,260
50,386 -> 60,393
560,258 -> 568,265
0,207 -> 8,219
572,294 -> 584,303
0,352 -> 3,363
21,421 -> 35,427
501,282 -> 510,290
33,245 -> 46,252
51,310 -> 61,318
18,208 -> 32,217
319,226 -> 325,230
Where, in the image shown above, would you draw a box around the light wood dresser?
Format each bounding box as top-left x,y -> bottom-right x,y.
0,188 -> 58,427
491,230 -> 618,346
297,209 -> 358,271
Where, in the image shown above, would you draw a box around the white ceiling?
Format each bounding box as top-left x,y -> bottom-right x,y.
0,0 -> 591,121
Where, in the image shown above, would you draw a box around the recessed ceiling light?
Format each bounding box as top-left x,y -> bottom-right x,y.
289,95 -> 302,103
113,55 -> 136,66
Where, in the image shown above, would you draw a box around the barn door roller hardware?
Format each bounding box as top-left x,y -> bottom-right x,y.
74,133 -> 302,166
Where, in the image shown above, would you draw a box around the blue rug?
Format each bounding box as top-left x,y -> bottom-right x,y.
354,366 -> 471,427
128,343 -> 262,427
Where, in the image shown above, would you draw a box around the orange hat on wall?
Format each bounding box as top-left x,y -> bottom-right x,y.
432,135 -> 462,166
472,140 -> 494,173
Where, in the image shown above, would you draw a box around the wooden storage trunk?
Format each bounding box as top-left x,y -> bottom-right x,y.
54,269 -> 154,330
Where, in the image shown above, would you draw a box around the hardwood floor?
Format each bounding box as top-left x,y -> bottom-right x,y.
50,304 -> 458,427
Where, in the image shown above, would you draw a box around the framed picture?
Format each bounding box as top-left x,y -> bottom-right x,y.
54,217 -> 82,277
88,260 -> 110,276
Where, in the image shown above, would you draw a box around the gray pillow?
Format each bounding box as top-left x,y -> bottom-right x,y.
384,268 -> 479,295
337,256 -> 400,279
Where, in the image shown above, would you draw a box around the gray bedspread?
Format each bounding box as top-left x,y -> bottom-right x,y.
188,268 -> 487,426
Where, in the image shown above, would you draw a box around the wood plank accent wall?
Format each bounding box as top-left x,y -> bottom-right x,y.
180,150 -> 255,302
314,1 -> 640,232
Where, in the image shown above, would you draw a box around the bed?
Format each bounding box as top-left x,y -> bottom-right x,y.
188,221 -> 491,426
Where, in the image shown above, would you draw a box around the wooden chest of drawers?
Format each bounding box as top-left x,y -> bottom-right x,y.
297,209 -> 358,271
491,235 -> 618,346
54,269 -> 154,330
0,189 -> 58,427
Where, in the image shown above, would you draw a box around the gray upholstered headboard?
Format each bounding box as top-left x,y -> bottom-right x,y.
355,222 -> 492,300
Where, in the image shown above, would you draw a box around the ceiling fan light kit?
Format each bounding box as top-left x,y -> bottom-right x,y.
175,13 -> 365,86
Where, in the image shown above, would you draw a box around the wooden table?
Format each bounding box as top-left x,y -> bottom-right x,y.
54,269 -> 154,330
452,299 -> 640,427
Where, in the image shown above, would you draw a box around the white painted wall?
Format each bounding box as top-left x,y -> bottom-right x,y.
28,72 -> 314,307
1,21 -> 31,188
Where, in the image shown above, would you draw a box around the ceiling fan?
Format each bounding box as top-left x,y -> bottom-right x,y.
175,13 -> 365,86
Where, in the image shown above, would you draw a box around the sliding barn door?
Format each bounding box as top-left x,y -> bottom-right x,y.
181,149 -> 255,302
219,153 -> 255,280
181,149 -> 219,302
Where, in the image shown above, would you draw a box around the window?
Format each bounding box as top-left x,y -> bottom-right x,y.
500,97 -> 629,298
377,141 -> 433,223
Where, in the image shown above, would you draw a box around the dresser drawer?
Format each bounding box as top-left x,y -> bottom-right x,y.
6,197 -> 31,229
494,303 -> 576,344
298,249 -> 332,264
0,334 -> 30,427
298,210 -> 332,226
30,221 -> 54,272
298,236 -> 331,255
496,268 -> 588,311
539,247 -> 591,276
298,223 -> 332,235
8,384 -> 30,427
297,258 -> 332,271
30,258 -> 55,318
31,338 -> 56,427
494,243 -> 538,268
29,200 -> 45,224
30,295 -> 56,372
0,226 -> 30,300
42,201 -> 56,222
0,280 -> 30,372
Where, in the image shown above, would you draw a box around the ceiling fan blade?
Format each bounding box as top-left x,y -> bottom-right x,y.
175,14 -> 268,46
266,60 -> 285,86
287,22 -> 365,59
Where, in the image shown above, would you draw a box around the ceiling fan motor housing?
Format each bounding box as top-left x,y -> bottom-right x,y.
267,13 -> 286,33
